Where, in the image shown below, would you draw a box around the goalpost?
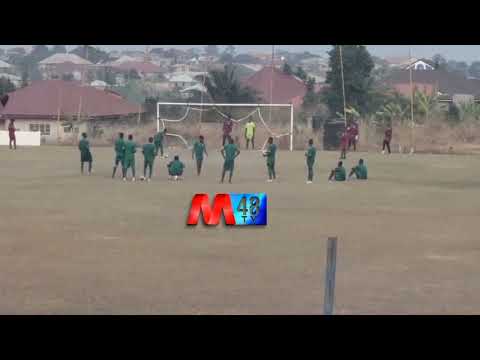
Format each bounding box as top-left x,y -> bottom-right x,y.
156,102 -> 295,151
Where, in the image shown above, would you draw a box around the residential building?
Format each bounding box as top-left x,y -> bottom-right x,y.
111,61 -> 163,80
39,53 -> 94,81
168,73 -> 198,90
403,58 -> 435,71
243,66 -> 307,108
0,80 -> 143,144
385,70 -> 480,104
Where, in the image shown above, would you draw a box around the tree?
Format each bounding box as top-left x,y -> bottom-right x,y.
0,77 -> 15,97
21,70 -> 29,87
128,69 -> 141,80
204,45 -> 219,57
29,45 -> 51,62
432,54 -> 447,70
220,52 -> 234,64
225,45 -> 236,56
468,61 -> 480,79
282,63 -> 293,75
294,66 -> 308,81
376,102 -> 408,126
447,60 -> 468,76
204,64 -> 259,103
323,45 -> 375,116
302,77 -> 318,107
414,90 -> 438,123
51,45 -> 67,54
458,100 -> 480,122
71,45 -> 109,64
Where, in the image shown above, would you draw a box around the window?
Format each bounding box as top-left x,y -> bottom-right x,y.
63,125 -> 72,133
416,63 -> 425,70
40,124 -> 50,135
29,123 -> 50,135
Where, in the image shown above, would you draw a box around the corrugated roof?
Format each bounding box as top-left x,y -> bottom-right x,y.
243,66 -> 307,104
39,53 -> 93,65
0,80 -> 142,119
386,70 -> 480,96
112,61 -> 162,74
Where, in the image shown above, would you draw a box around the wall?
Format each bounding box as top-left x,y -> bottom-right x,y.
0,130 -> 41,146
5,119 -> 83,145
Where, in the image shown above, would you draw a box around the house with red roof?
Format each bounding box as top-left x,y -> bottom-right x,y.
0,80 -> 144,144
243,66 -> 307,108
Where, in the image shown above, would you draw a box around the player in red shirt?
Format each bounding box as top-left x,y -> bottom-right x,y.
382,126 -> 392,154
340,131 -> 348,159
222,117 -> 234,146
348,122 -> 359,151
8,119 -> 17,150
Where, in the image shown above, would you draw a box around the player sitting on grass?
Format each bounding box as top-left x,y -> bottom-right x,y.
112,132 -> 126,178
221,136 -> 240,184
263,137 -> 277,182
141,137 -> 156,182
192,135 -> 208,176
348,159 -> 368,180
78,132 -> 93,175
328,161 -> 346,182
167,155 -> 185,181
154,128 -> 167,158
123,134 -> 137,182
305,138 -> 316,184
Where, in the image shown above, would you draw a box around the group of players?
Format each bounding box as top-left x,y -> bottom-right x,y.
77,125 -> 371,185
5,115 -> 392,183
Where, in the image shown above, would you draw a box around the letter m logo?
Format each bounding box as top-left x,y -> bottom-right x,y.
187,193 -> 236,226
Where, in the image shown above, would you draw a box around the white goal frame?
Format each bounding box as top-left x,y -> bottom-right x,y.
156,102 -> 295,151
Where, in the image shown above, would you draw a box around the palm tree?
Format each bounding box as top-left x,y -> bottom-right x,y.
414,90 -> 438,123
376,103 -> 408,126
458,100 -> 480,122
204,64 -> 259,104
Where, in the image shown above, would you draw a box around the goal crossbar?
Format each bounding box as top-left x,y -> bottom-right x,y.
157,102 -> 294,151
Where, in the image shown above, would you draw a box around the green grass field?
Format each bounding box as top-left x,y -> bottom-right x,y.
1,145 -> 480,314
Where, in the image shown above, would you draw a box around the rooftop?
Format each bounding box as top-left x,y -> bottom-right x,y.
0,80 -> 142,119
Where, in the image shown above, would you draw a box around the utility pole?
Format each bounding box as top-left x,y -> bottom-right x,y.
339,45 -> 348,128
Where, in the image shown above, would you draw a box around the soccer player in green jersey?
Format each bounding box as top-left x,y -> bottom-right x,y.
112,132 -> 126,178
141,137 -> 156,182
192,135 -> 208,176
78,132 -> 93,175
328,161 -> 347,182
122,134 -> 137,182
154,128 -> 167,157
348,158 -> 368,180
220,136 -> 240,184
263,136 -> 277,182
305,139 -> 316,184
167,155 -> 185,181
244,119 -> 256,149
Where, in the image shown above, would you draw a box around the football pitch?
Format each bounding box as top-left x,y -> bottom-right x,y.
1,145 -> 480,314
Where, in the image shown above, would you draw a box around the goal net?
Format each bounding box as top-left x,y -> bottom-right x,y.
156,102 -> 294,151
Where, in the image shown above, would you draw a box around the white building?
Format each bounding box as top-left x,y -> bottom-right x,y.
0,73 -> 21,87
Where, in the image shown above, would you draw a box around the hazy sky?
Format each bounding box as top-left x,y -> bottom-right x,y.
2,45 -> 480,62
